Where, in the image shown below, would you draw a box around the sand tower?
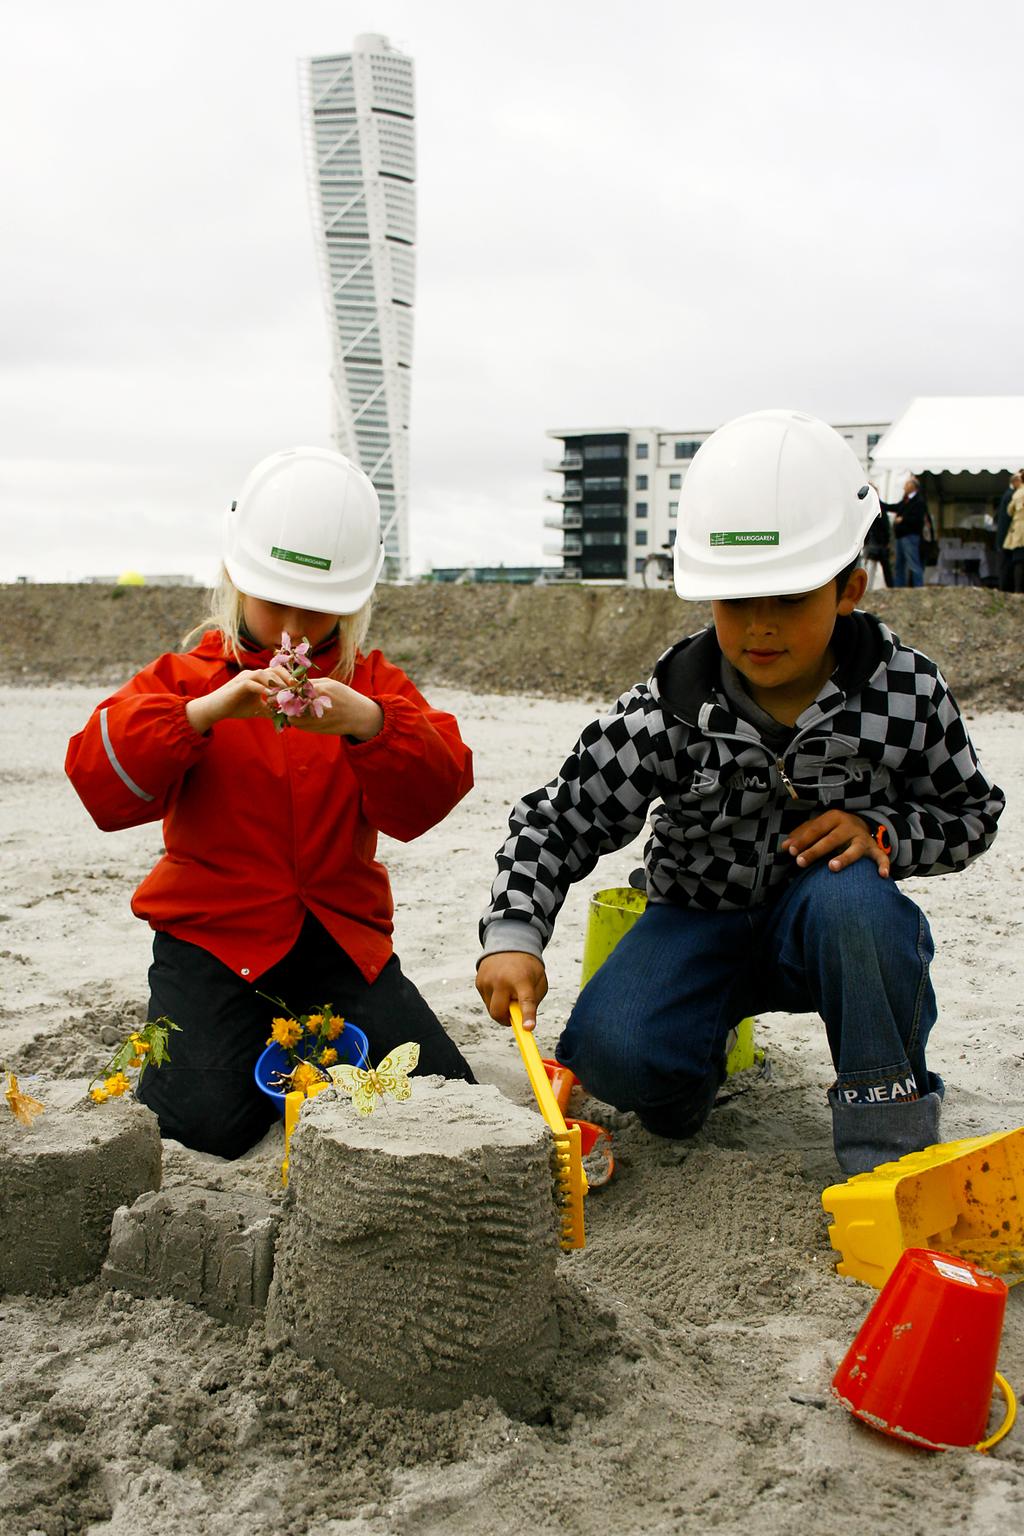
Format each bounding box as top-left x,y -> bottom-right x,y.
266,1077 -> 562,1414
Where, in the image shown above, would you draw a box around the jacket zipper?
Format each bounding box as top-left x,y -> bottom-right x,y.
750,754 -> 801,903
776,758 -> 800,801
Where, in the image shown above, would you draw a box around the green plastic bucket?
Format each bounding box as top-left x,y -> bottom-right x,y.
579,886 -> 759,1076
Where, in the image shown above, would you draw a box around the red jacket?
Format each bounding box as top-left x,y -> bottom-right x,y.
65,631 -> 473,983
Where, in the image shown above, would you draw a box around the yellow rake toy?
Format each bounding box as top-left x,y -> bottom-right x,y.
511,1005 -> 587,1250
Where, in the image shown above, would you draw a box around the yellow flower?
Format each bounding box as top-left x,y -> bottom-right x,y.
325,1016 -> 345,1041
318,1047 -> 338,1067
269,1017 -> 303,1049
104,1072 -> 132,1098
128,1055 -> 145,1068
128,1034 -> 151,1055
90,1086 -> 109,1103
291,1061 -> 322,1092
304,1013 -> 324,1035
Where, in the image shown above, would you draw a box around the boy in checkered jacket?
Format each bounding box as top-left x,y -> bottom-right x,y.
477,411 -> 1004,1174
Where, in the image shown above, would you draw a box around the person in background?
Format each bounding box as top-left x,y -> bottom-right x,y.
1003,472 -> 1024,594
66,447 -> 475,1158
881,476 -> 927,588
996,472 -> 1022,592
862,497 -> 893,588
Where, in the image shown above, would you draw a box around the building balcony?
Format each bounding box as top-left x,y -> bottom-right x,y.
543,510 -> 583,531
543,452 -> 583,472
543,483 -> 582,504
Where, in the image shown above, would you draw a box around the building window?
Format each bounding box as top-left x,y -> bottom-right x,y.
867,432 -> 882,450
587,557 -> 626,576
636,442 -> 649,459
584,475 -> 623,492
635,501 -> 648,517
635,557 -> 647,573
582,530 -> 625,547
674,439 -> 703,459
669,502 -> 678,517
583,443 -> 625,461
667,529 -> 677,546
636,474 -> 648,491
635,529 -> 648,546
669,473 -> 681,489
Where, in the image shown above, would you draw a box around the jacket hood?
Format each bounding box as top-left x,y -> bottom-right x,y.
651,609 -> 895,726
190,626 -> 343,674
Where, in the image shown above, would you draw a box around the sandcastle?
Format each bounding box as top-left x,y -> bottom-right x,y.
0,1079 -> 161,1293
2,1071 -> 565,1415
265,1076 -> 562,1415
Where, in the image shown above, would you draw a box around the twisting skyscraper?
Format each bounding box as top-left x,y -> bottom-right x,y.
300,34 -> 415,579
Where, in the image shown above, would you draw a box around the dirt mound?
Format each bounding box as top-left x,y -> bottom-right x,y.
2,581 -> 1021,710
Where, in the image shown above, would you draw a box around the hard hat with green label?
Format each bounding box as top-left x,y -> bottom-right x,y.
673,409 -> 880,601
224,447 -> 385,614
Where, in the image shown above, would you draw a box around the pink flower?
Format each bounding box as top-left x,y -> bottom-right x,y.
275,689 -> 308,717
267,634 -> 328,727
270,631 -> 294,669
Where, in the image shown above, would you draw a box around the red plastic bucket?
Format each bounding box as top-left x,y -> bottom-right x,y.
542,1058 -> 576,1117
541,1058 -> 615,1186
832,1247 -> 1015,1450
568,1117 -> 615,1188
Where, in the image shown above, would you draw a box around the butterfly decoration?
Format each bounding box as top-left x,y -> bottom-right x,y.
4,1072 -> 45,1127
328,1042 -> 420,1116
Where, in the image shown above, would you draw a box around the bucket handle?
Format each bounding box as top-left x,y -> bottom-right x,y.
976,1372 -> 1017,1453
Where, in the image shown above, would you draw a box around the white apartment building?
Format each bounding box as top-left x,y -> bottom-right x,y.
300,35 -> 415,579
545,421 -> 889,586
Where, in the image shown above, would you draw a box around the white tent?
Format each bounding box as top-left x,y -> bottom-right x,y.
869,396 -> 1024,474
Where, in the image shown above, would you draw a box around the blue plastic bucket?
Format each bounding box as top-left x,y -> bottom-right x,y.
254,1021 -> 370,1116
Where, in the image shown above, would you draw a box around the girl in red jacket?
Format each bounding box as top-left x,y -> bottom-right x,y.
66,447 -> 475,1158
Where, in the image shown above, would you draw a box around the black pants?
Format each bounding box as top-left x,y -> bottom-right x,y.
864,547 -> 892,587
137,913 -> 475,1159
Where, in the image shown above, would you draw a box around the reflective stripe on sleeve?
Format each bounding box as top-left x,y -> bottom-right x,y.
99,708 -> 154,802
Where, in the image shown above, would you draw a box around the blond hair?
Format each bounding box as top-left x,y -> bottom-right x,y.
184,567 -> 371,683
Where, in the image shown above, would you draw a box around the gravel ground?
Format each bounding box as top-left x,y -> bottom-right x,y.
2,581 -> 1022,711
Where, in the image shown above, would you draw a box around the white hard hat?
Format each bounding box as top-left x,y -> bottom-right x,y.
673,410 -> 879,601
224,447 -> 385,614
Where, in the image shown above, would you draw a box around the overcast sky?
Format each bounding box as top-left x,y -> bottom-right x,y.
1,0 -> 1021,583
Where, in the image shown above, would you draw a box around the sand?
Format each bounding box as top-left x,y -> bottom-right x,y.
1,684 -> 1022,1535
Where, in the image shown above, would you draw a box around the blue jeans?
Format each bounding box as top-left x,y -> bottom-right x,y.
556,860 -> 937,1138
895,533 -> 923,588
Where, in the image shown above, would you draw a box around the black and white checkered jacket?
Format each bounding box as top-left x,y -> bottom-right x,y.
481,613 -> 1004,960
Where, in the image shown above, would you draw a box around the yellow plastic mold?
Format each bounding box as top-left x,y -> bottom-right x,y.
281,1080 -> 331,1185
580,886 -> 762,1077
822,1127 -> 1024,1289
511,1005 -> 587,1251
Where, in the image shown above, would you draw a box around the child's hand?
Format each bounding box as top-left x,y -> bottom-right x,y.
476,953 -> 548,1030
285,680 -> 384,741
782,811 -> 890,878
186,668 -> 290,735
